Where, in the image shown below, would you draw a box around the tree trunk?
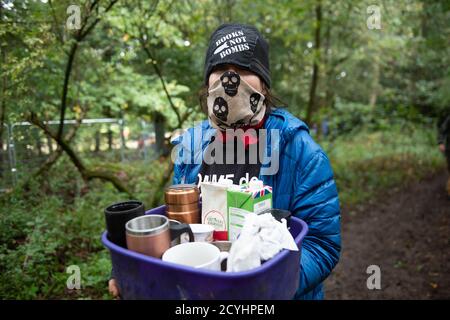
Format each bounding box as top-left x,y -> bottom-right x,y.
153,111 -> 167,156
119,113 -> 127,151
46,135 -> 54,153
107,129 -> 113,151
323,17 -> 335,109
139,41 -> 183,128
56,0 -> 119,141
0,85 -> 5,181
95,131 -> 100,152
369,55 -> 380,108
57,42 -> 78,141
34,131 -> 43,157
306,1 -> 322,125
0,11 -> 6,179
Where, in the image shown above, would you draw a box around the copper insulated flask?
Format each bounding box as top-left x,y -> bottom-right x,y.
125,215 -> 194,258
165,184 -> 200,224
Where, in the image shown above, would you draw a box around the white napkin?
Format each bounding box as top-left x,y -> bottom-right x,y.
226,212 -> 298,272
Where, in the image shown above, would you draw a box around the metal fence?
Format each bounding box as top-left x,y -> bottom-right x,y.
0,118 -> 161,192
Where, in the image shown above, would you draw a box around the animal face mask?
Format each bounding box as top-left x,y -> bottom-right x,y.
207,71 -> 266,130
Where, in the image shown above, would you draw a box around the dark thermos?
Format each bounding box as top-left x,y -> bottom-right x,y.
104,200 -> 145,248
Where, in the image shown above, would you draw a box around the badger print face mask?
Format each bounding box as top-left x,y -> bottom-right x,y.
207,71 -> 266,131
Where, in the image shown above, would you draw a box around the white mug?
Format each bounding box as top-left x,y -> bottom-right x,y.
162,242 -> 228,271
181,223 -> 214,243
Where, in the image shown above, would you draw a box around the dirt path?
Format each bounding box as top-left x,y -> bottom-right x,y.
324,171 -> 450,299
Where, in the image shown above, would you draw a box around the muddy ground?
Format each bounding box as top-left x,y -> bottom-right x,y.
324,171 -> 450,299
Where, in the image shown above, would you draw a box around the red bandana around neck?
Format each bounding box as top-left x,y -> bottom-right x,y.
216,115 -> 267,149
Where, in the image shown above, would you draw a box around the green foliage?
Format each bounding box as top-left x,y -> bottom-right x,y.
1,0 -> 448,300
322,123 -> 445,205
0,155 -> 170,299
321,101 -> 435,138
2,0 -> 448,130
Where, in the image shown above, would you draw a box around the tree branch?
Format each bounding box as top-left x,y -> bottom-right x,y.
48,0 -> 64,45
139,38 -> 183,128
57,41 -> 78,141
57,0 -> 119,141
30,106 -> 87,181
78,0 -> 118,41
27,112 -> 133,196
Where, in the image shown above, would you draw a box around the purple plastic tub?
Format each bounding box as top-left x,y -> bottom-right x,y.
102,204 -> 308,300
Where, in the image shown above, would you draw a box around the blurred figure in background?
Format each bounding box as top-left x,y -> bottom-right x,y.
321,118 -> 329,138
438,114 -> 450,198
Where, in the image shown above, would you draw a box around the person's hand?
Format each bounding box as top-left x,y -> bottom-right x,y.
439,144 -> 445,153
108,278 -> 120,298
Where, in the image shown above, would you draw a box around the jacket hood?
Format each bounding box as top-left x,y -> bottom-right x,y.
264,107 -> 310,144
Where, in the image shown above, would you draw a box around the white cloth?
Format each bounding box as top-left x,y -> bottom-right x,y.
226,213 -> 298,272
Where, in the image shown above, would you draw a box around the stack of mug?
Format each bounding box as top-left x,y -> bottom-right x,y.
104,190 -> 229,271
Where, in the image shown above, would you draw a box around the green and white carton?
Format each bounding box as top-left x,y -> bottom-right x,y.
201,179 -> 273,241
227,180 -> 273,241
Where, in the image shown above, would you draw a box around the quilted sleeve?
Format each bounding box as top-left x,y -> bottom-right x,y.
290,133 -> 341,297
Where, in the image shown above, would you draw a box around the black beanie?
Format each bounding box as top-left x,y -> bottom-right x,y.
203,23 -> 271,88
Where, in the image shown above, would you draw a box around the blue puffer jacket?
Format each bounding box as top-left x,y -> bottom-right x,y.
171,108 -> 341,300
